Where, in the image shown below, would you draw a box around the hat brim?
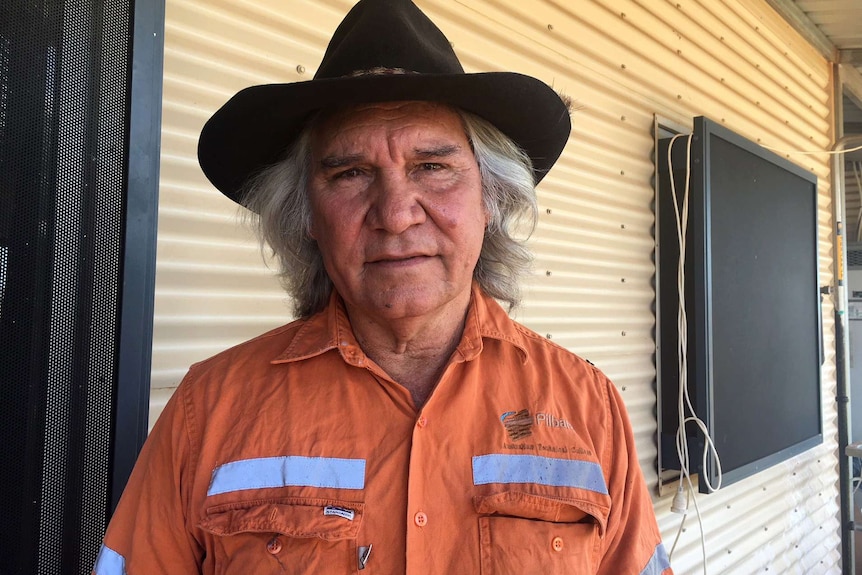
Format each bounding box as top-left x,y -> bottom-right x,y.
198,72 -> 571,205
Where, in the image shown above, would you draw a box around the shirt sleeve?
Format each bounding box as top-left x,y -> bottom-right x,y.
597,376 -> 673,575
93,377 -> 204,575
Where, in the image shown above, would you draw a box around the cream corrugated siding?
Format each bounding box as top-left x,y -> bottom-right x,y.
155,0 -> 840,572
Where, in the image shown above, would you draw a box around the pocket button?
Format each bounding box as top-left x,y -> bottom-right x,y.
414,512 -> 428,527
551,536 -> 564,552
266,536 -> 283,554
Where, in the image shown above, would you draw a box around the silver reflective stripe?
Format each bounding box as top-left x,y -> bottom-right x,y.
472,454 -> 608,494
208,455 -> 366,495
93,544 -> 126,575
640,543 -> 671,575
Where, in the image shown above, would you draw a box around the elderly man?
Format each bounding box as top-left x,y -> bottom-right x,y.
95,0 -> 671,574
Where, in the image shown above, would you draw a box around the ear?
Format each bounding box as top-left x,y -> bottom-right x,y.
306,215 -> 318,240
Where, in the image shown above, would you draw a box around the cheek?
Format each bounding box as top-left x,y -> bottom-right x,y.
309,196 -> 344,240
309,210 -> 336,242
311,203 -> 364,256
308,193 -> 326,240
456,210 -> 490,262
435,193 -> 484,228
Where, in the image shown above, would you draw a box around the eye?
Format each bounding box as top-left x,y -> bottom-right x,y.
419,162 -> 443,171
334,167 -> 363,179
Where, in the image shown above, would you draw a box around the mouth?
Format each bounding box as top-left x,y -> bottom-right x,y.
367,254 -> 432,267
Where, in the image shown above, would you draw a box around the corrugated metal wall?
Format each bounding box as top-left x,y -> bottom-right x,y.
154,0 -> 841,572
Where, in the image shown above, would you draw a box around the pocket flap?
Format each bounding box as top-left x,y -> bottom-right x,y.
200,496 -> 364,540
473,491 -> 607,536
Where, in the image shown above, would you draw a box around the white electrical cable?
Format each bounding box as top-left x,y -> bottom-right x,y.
760,143 -> 862,156
665,133 -> 724,574
664,126 -> 855,568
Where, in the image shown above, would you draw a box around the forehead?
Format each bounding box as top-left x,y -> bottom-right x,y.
310,101 -> 469,152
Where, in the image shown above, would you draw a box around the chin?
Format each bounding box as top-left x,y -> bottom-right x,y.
368,285 -> 454,319
342,276 -> 472,322
372,296 -> 436,319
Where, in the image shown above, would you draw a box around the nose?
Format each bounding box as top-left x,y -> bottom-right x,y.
366,169 -> 426,234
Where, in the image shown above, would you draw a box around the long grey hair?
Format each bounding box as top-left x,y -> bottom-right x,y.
242,108 -> 539,319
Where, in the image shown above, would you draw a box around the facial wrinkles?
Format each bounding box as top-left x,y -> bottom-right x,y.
304,101 -> 488,340
310,102 -> 480,248
315,101 -> 466,161
321,128 -> 458,175
314,119 -> 473,230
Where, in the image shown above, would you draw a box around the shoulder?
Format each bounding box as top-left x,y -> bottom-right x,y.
510,318 -> 607,384
191,319 -> 303,371
474,290 -> 603,381
478,311 -> 617,424
175,313 -> 310,414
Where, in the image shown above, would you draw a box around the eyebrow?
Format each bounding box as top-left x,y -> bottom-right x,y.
318,144 -> 463,169
414,144 -> 462,159
319,154 -> 365,169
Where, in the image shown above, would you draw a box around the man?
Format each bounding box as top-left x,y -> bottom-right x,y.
95,0 -> 672,573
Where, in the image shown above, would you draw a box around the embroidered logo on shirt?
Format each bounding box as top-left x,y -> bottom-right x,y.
535,412 -> 575,431
323,506 -> 356,521
500,409 -> 533,441
500,409 -> 576,442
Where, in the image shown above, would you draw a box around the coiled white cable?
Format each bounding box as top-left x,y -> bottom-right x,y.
665,133 -> 723,573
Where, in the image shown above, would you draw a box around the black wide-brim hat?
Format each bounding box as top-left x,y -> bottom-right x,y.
198,0 -> 572,207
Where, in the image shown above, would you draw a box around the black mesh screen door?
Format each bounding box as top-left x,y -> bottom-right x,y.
0,1 -> 162,573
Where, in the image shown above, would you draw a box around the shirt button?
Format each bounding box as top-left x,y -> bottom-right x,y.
266,537 -> 282,554
552,536 -> 564,552
414,511 -> 428,527
417,416 -> 428,428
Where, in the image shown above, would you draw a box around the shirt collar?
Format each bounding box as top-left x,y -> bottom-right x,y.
271,283 -> 529,366
455,283 -> 529,363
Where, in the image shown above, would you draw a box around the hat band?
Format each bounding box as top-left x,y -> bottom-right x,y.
345,66 -> 416,77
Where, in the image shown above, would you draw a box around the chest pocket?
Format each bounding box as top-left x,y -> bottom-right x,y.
474,491 -> 606,575
199,496 -> 363,575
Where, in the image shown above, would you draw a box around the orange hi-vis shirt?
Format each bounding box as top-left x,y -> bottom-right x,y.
95,284 -> 672,575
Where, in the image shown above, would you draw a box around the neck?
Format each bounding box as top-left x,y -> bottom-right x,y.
345,296 -> 470,408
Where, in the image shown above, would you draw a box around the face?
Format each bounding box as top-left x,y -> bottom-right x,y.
308,101 -> 488,325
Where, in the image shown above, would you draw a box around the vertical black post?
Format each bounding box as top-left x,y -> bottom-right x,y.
109,0 -> 165,513
837,307 -> 854,575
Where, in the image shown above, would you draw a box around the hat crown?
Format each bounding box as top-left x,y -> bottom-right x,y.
316,0 -> 464,79
198,0 -> 572,203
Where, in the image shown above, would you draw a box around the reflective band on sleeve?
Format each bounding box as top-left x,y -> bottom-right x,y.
93,544 -> 126,575
208,456 -> 366,495
640,543 -> 671,575
472,454 -> 608,494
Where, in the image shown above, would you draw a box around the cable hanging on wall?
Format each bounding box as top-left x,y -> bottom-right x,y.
760,143 -> 862,156
665,133 -> 722,575
656,114 -> 824,574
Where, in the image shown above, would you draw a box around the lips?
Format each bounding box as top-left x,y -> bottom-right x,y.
366,253 -> 435,270
368,252 -> 431,263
